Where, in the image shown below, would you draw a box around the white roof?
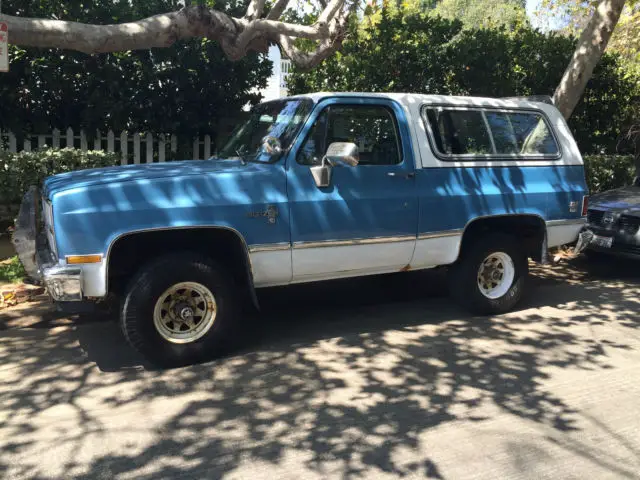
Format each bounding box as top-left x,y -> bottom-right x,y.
288,92 -> 553,111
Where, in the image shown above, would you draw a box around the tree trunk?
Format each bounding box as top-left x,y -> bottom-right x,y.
553,0 -> 627,120
633,126 -> 640,183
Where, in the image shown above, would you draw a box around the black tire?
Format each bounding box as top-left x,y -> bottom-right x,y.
448,234 -> 528,315
121,253 -> 240,367
584,249 -> 608,262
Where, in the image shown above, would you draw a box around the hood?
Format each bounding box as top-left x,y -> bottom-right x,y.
590,185 -> 640,214
47,157 -> 289,259
42,159 -> 251,198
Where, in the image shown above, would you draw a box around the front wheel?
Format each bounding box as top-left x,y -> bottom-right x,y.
120,253 -> 239,367
448,234 -> 528,315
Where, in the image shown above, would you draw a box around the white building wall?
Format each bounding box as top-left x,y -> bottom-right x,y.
261,45 -> 284,102
245,46 -> 291,110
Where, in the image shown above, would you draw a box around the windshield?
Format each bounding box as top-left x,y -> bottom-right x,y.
218,99 -> 314,162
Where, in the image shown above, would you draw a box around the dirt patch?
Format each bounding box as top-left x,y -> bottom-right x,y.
0,284 -> 45,310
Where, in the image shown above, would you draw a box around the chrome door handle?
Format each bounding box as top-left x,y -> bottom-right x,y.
387,172 -> 415,179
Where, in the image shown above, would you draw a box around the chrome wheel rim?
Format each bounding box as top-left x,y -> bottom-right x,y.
477,252 -> 515,300
153,282 -> 217,344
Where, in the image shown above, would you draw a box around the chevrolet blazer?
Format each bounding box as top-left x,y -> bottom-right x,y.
13,93 -> 589,366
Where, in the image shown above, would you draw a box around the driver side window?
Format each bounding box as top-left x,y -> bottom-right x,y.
297,105 -> 402,166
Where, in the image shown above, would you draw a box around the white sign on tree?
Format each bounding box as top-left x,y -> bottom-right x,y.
0,22 -> 8,72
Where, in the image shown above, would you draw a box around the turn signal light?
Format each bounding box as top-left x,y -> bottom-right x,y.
66,255 -> 103,264
581,196 -> 589,217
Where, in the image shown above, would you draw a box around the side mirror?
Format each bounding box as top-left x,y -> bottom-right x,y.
310,142 -> 359,188
326,142 -> 359,167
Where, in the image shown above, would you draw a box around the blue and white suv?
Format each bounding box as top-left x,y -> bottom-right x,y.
14,93 -> 588,366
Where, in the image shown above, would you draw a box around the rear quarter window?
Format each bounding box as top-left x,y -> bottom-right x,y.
485,111 -> 558,155
423,106 -> 560,160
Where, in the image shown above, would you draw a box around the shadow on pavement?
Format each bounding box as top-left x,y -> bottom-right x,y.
1,259 -> 639,478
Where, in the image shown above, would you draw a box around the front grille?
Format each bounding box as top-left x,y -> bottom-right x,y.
619,215 -> 640,235
587,209 -> 605,225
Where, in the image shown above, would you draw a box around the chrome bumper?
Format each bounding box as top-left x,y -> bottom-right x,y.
12,187 -> 83,302
37,251 -> 83,302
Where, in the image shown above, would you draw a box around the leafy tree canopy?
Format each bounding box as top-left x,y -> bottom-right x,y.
430,0 -> 528,29
364,0 -> 529,30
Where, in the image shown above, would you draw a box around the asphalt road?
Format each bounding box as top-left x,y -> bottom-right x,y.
1,257 -> 640,479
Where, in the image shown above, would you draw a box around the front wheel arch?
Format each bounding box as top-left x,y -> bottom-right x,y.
106,227 -> 259,309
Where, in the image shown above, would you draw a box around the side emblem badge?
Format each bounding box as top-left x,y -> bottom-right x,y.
248,205 -> 279,224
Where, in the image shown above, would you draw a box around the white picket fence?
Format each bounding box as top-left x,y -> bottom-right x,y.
0,129 -> 217,165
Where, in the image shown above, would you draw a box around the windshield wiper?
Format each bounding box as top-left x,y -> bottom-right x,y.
235,149 -> 247,165
234,150 -> 274,165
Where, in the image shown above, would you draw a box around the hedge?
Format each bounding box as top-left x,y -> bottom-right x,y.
0,148 -> 119,206
0,149 -> 637,210
583,154 -> 637,194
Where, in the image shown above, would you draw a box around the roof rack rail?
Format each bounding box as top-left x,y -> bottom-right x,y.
502,95 -> 553,104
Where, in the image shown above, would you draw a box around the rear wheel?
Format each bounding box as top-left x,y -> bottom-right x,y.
121,253 -> 240,367
449,234 -> 528,314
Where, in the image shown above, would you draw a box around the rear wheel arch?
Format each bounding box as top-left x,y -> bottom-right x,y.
457,214 -> 548,262
106,227 -> 258,308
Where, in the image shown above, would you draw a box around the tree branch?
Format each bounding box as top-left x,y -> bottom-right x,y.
245,0 -> 267,21
0,1 -> 350,69
278,7 -> 349,70
0,7 -> 237,54
318,0 -> 345,25
266,0 -> 291,20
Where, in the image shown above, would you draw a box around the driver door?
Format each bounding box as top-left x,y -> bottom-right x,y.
286,98 -> 418,282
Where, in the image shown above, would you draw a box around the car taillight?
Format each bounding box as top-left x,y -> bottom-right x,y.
582,195 -> 589,216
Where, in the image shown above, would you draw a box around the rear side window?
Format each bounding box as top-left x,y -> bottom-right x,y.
424,107 -> 559,159
425,109 -> 493,155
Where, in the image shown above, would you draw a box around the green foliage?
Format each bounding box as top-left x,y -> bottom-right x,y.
366,0 -> 528,30
0,149 -> 119,206
583,154 -> 637,194
0,257 -> 27,284
0,0 -> 271,138
609,5 -> 640,82
430,0 -> 528,29
289,9 -> 638,154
